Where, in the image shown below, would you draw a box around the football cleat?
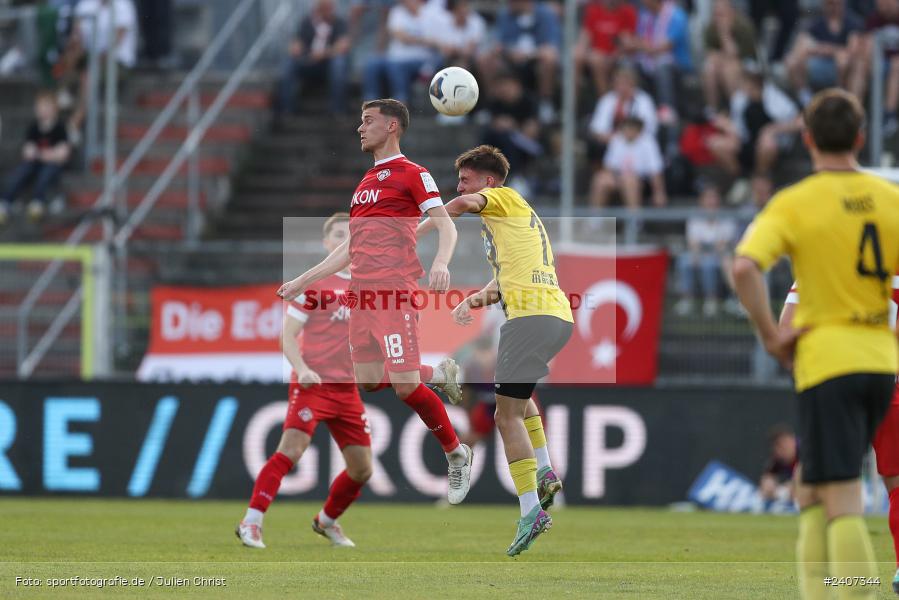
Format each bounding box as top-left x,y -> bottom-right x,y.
435,357 -> 462,405
235,521 -> 265,549
892,567 -> 898,595
537,467 -> 563,510
507,505 -> 552,557
312,516 -> 356,547
447,443 -> 473,505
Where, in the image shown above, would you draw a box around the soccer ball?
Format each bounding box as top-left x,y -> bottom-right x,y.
429,67 -> 479,116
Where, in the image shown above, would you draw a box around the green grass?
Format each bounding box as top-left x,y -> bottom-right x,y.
2,498 -> 897,599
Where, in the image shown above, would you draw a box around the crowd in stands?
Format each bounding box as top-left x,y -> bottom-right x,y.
0,0 -> 174,226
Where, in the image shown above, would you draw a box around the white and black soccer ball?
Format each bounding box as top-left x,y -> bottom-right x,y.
429,67 -> 479,117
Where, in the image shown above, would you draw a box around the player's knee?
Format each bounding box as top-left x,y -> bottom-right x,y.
276,444 -> 305,464
392,382 -> 418,399
347,463 -> 373,483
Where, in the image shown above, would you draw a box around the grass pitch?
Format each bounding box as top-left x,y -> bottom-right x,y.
3,498 -> 897,599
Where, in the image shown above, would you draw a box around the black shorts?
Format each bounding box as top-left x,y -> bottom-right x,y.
495,315 -> 573,398
798,373 -> 895,484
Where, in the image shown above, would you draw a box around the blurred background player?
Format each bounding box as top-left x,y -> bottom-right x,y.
237,213 -> 370,550
420,145 -> 571,556
278,99 -> 473,506
781,277 -> 899,593
758,424 -> 798,503
734,89 -> 899,600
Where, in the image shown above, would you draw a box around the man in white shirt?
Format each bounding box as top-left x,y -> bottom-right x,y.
588,66 -> 657,148
362,0 -> 441,104
429,0 -> 486,72
67,0 -> 138,138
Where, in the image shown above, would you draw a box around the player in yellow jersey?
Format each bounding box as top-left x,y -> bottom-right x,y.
419,145 -> 573,556
733,89 -> 899,600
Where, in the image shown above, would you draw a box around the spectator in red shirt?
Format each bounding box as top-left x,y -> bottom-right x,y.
574,0 -> 637,96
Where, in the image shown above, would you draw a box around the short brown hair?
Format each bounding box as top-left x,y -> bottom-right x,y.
361,99 -> 410,133
804,88 -> 865,154
34,89 -> 58,106
323,212 -> 349,236
454,145 -> 510,182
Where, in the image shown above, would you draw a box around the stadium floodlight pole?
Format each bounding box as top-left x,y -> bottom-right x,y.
559,0 -> 577,245
870,31 -> 884,167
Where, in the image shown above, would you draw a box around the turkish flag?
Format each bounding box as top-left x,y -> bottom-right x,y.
550,250 -> 668,385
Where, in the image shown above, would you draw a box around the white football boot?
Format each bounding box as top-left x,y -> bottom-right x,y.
312,516 -> 356,547
434,357 -> 462,405
447,443 -> 473,505
235,522 -> 265,549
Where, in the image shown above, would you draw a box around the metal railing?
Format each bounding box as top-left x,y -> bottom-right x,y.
16,0 -> 301,378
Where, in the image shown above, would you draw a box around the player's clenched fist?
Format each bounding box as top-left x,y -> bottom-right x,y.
452,296 -> 475,326
278,276 -> 306,301
429,260 -> 450,291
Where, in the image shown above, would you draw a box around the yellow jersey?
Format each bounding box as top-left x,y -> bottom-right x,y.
477,187 -> 573,323
736,171 -> 899,391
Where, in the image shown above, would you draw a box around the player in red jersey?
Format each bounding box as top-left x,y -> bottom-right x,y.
782,277 -> 899,592
278,99 -> 474,505
236,214 -> 367,549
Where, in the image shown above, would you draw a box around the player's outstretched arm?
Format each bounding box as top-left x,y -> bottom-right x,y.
277,238 -> 350,301
281,313 -> 321,387
416,194 -> 486,238
426,204 -> 458,291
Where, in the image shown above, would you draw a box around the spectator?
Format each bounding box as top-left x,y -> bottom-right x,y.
858,0 -> 899,135
362,0 -> 438,104
590,116 -> 667,210
481,71 -> 543,196
429,0 -> 487,73
275,0 -> 350,118
588,65 -> 657,152
706,67 -> 799,207
574,0 -> 638,97
0,91 -> 71,225
759,425 -> 797,503
66,0 -> 138,140
674,184 -> 737,317
136,0 -> 174,69
478,0 -> 561,123
624,0 -> 691,122
785,0 -> 863,106
702,0 -> 757,114
749,0 -> 799,63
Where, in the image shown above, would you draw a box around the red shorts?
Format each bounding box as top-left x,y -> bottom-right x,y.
873,386 -> 899,477
347,282 -> 421,372
284,382 -> 371,449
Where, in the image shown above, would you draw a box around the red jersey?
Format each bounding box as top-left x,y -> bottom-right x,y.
348,154 -> 443,282
287,272 -> 354,383
583,1 -> 637,53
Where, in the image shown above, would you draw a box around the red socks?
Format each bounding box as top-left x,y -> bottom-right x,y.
322,470 -> 365,520
890,487 -> 899,567
370,365 -> 435,392
402,383 -> 459,452
249,452 -> 294,512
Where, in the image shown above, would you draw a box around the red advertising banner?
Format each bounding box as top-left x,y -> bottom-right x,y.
139,251 -> 668,385
551,249 -> 668,386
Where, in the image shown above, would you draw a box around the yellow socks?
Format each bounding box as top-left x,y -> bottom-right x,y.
509,457 -> 539,516
524,415 -> 552,472
797,505 -> 828,600
826,515 -> 877,600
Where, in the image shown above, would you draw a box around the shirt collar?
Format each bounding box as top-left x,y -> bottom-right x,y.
374,153 -> 404,166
